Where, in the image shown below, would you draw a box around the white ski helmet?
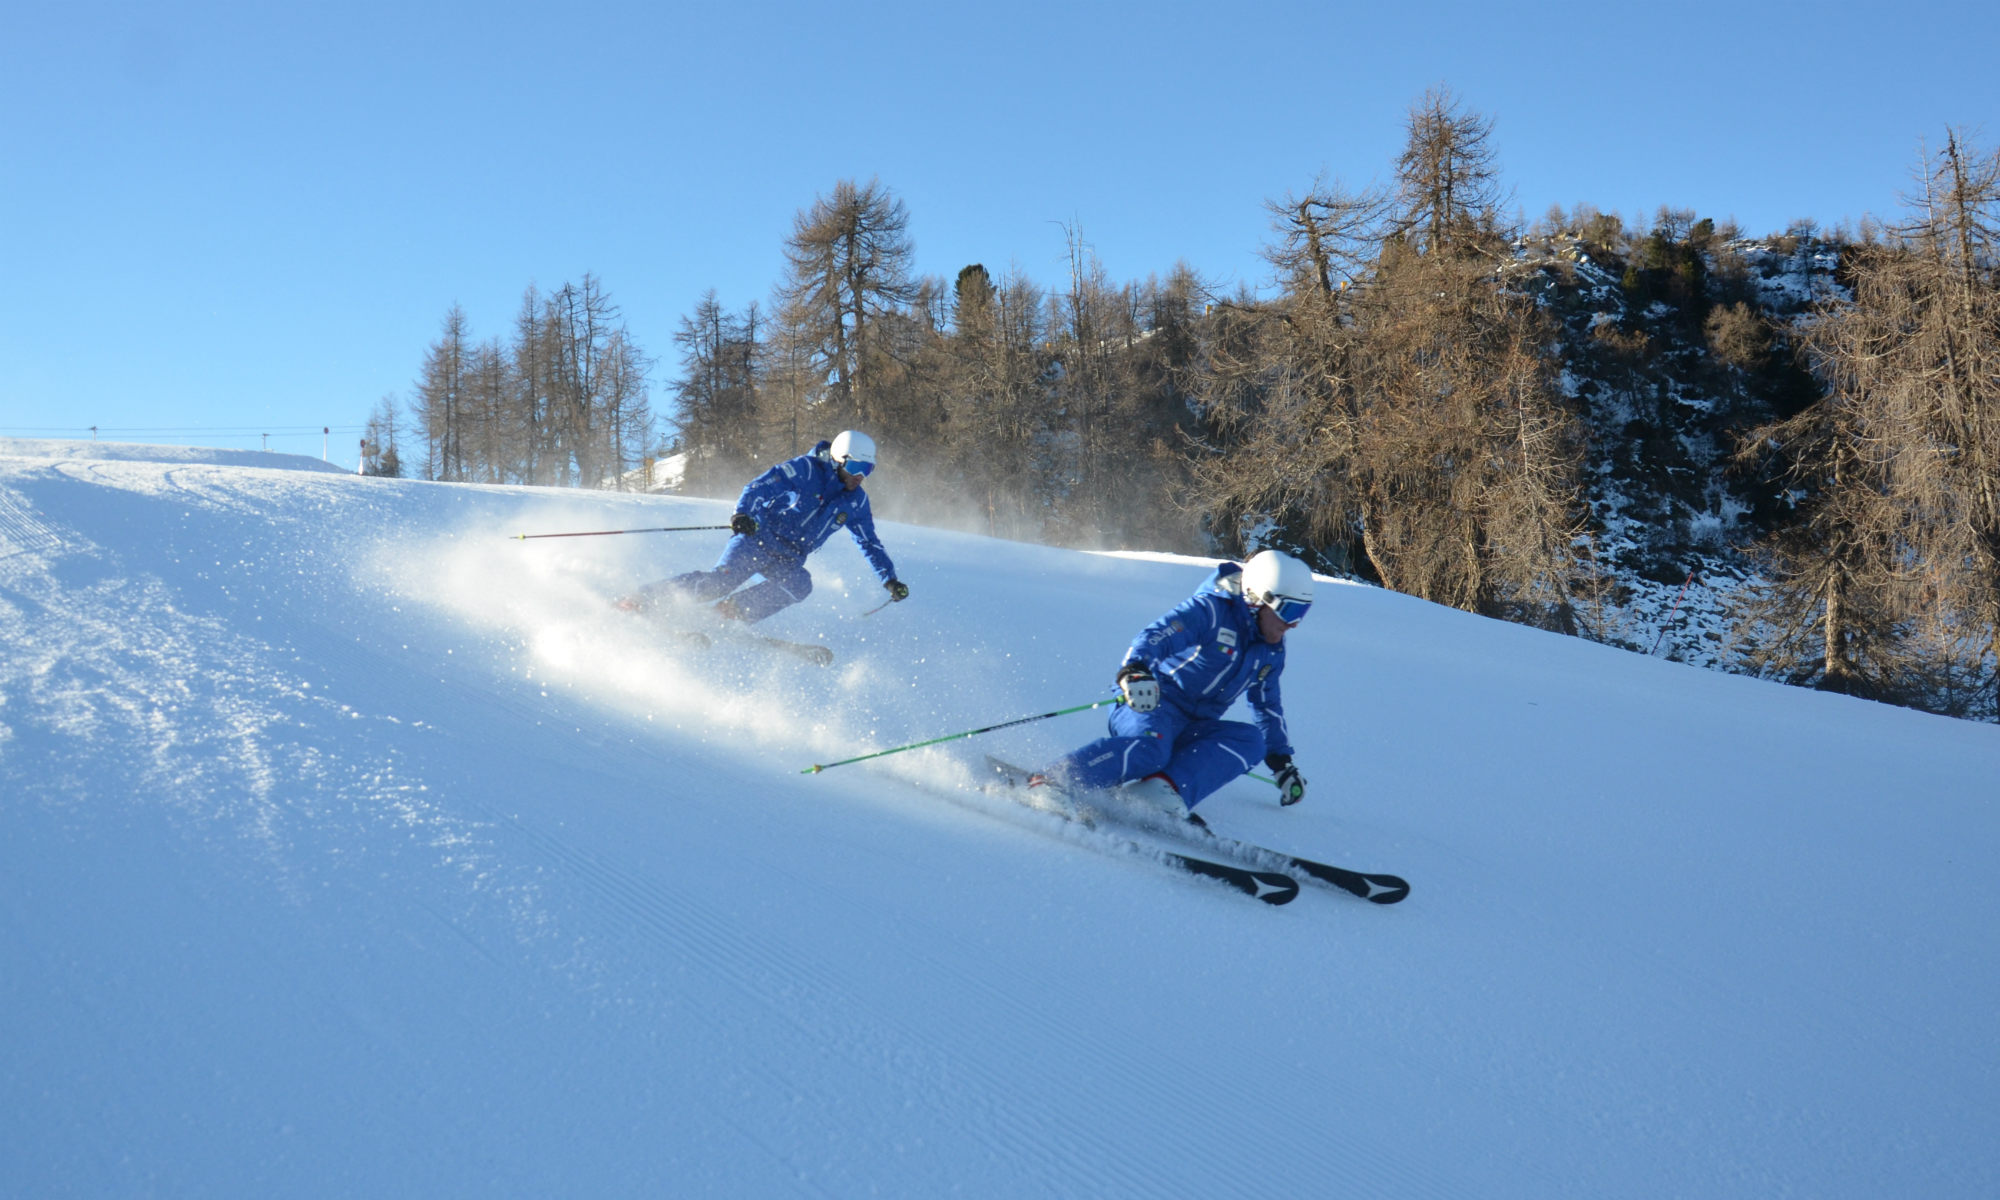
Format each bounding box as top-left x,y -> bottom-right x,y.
1241,550 -> 1314,624
829,430 -> 877,477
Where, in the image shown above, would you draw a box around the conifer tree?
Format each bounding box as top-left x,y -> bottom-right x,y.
774,178 -> 916,428
414,305 -> 470,482
1737,131 -> 2000,715
672,292 -> 763,494
1193,94 -> 1590,629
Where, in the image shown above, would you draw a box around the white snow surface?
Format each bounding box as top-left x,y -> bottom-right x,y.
0,437 -> 353,474
3,441 -> 1996,1198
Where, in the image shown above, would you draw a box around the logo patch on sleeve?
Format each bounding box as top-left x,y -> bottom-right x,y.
1217,627 -> 1238,648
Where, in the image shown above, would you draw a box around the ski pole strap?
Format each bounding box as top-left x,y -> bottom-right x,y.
802,698 -> 1119,774
513,524 -> 731,540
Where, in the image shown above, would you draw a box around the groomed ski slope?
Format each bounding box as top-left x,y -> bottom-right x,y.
2,439 -> 1996,1198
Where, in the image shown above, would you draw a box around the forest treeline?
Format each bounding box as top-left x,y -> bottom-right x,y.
379,90 -> 2000,722
366,275 -> 653,487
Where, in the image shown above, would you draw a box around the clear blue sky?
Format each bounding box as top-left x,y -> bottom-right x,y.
3,0 -> 1992,466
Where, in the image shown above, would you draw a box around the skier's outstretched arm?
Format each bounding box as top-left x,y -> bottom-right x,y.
1248,668 -> 1305,804
846,499 -> 898,585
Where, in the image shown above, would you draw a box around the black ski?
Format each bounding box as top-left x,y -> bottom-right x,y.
986,756 -> 1409,905
1198,831 -> 1409,904
1157,851 -> 1300,905
980,757 -> 1297,906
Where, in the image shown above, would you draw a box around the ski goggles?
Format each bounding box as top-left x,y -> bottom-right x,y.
839,456 -> 875,479
1267,595 -> 1312,625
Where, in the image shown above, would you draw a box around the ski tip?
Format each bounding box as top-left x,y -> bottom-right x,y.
983,755 -> 1031,781
803,764 -> 824,775
1169,853 -> 1300,905
1252,872 -> 1301,905
747,635 -> 835,666
1363,876 -> 1411,905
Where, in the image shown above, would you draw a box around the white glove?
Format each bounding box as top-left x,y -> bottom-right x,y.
1267,754 -> 1306,806
1117,664 -> 1160,713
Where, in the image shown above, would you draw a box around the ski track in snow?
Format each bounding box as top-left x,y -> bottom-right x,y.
471,753 -> 1457,1198
399,530 -> 1455,1196
0,461 -> 516,914
5,441 -> 1998,1198
0,487 -> 66,560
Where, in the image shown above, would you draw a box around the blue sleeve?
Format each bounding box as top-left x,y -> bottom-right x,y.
1122,592 -> 1221,671
735,454 -> 813,513
846,495 -> 897,582
1247,657 -> 1293,758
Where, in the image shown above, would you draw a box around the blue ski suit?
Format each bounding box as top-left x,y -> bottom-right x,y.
1044,562 -> 1295,809
658,445 -> 897,624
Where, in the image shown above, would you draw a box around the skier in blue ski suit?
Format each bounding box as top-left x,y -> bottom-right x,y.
628,432 -> 906,624
1038,554 -> 1312,814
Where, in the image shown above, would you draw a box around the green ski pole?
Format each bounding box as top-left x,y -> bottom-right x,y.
802,698 -> 1118,774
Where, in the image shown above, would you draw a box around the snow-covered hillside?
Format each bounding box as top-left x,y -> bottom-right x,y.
3,440 -> 1996,1198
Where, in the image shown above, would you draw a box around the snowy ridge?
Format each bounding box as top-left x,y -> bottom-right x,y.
3,440 -> 1997,1198
0,437 -> 353,473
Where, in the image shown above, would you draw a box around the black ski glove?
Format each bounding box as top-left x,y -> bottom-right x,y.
886,579 -> 910,601
1266,752 -> 1306,806
1115,662 -> 1160,713
730,512 -> 759,535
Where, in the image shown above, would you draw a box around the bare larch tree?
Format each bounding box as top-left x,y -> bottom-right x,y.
775,178 -> 917,429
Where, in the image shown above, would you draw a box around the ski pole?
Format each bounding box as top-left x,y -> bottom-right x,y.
802,697 -> 1119,774
512,524 -> 730,541
857,598 -> 895,618
1649,565 -> 1698,655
